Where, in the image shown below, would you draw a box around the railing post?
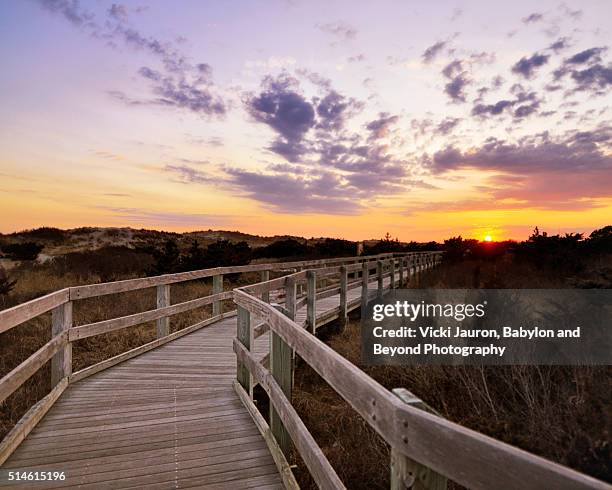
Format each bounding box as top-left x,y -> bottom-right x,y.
212,274 -> 223,316
156,284 -> 170,338
261,269 -> 270,303
285,277 -> 297,321
51,301 -> 72,386
399,257 -> 404,287
390,259 -> 396,289
339,265 -> 348,330
270,279 -> 295,455
306,270 -> 316,334
237,305 -> 252,396
361,261 -> 369,311
390,388 -> 448,490
377,260 -> 384,298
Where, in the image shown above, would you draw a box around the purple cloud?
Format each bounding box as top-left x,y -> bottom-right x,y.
511,53 -> 550,79
422,40 -> 448,64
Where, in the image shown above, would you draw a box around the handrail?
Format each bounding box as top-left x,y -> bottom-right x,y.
232,254 -> 607,490
0,252 -> 427,466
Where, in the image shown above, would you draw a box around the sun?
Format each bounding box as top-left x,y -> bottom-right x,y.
484,235 -> 493,242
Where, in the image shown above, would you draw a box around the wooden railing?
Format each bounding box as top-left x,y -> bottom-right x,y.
232,254 -> 608,490
0,251 -> 413,465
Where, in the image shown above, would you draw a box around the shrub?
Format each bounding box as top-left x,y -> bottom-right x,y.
1,242 -> 44,260
256,239 -> 308,259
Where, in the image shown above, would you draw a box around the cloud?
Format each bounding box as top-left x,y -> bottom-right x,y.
422,40 -> 448,64
137,66 -> 226,116
559,4 -> 583,21
35,0 -> 227,116
471,86 -> 541,120
425,128 -> 612,208
164,164 -> 214,184
552,47 -> 612,95
450,7 -> 463,21
347,53 -> 366,63
108,3 -> 129,21
511,53 -> 550,79
244,73 -> 316,161
570,64 -> 612,93
565,47 -> 607,65
548,37 -> 571,53
442,60 -> 470,103
430,128 -> 612,175
316,21 -> 357,40
436,117 -> 461,135
36,0 -> 93,26
234,74 -> 421,213
365,113 -> 400,140
224,168 -> 363,214
522,12 -> 544,24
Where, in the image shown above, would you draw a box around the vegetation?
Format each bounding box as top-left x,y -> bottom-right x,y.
290,233 -> 612,488
1,242 -> 44,260
0,225 -> 610,483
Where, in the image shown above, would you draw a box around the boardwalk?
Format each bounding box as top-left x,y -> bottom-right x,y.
3,253 -> 603,490
1,266 -> 387,488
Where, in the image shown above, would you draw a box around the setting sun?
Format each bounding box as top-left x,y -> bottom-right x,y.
484,235 -> 493,242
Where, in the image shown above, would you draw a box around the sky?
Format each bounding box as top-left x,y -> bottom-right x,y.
0,0 -> 611,241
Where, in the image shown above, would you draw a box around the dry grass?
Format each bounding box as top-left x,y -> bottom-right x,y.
289,258 -> 612,488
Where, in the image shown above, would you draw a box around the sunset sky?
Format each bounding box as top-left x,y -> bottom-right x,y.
1,0 -> 611,241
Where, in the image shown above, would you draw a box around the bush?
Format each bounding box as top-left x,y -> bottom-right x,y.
1,242 -> 44,260
312,238 -> 356,258
256,239 -> 308,259
0,268 -> 17,304
51,246 -> 154,282
12,227 -> 66,243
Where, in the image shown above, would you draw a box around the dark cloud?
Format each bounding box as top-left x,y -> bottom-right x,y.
224,168 -> 363,214
548,37 -> 571,53
570,64 -> 612,93
235,75 -> 419,213
424,127 -> 612,211
245,74 -> 315,162
108,3 -> 128,21
316,21 -> 357,40
37,0 -> 93,26
137,66 -> 226,116
566,47 -> 607,65
552,47 -> 612,95
430,128 -> 612,174
422,40 -> 448,64
316,91 -> 364,131
441,60 -> 470,103
35,0 -> 227,116
472,86 -> 541,119
436,117 -> 461,135
491,75 -> 505,89
511,53 -> 549,79
365,113 -> 400,140
522,13 -> 544,24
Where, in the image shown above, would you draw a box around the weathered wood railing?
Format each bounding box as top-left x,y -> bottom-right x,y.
232,254 -> 607,490
0,251 -> 412,465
